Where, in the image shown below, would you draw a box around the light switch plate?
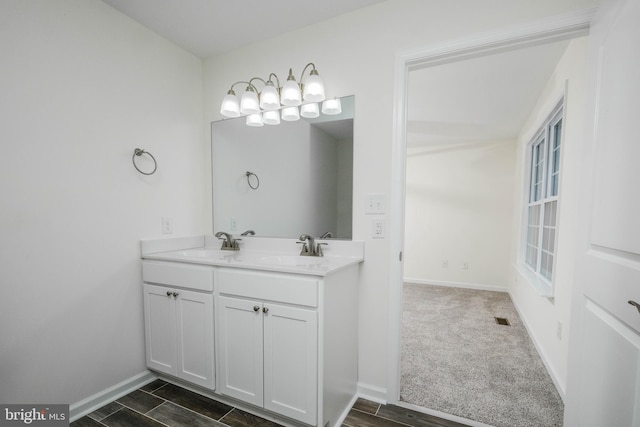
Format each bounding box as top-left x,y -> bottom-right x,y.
365,194 -> 386,214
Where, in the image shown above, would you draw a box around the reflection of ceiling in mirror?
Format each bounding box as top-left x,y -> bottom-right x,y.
312,119 -> 353,140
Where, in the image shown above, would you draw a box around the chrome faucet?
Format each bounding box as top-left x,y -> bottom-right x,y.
240,230 -> 255,236
298,234 -> 326,257
215,231 -> 241,251
320,231 -> 333,238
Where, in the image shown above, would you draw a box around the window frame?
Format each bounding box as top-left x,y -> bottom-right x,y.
522,101 -> 564,290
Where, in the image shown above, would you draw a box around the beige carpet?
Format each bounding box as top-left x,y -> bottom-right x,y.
400,283 -> 563,427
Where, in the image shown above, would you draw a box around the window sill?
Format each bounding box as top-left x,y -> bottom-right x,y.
515,262 -> 554,297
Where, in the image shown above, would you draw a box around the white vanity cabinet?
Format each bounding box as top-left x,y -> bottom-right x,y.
215,266 -> 358,427
217,295 -> 318,424
142,261 -> 215,390
216,269 -> 318,425
140,236 -> 363,427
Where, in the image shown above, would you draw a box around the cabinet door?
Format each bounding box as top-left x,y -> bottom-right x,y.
143,284 -> 176,376
175,289 -> 214,390
263,303 -> 318,425
216,296 -> 264,406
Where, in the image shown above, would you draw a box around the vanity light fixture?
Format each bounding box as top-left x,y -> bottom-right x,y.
300,102 -> 320,118
321,98 -> 342,115
220,63 -> 338,126
281,106 -> 301,122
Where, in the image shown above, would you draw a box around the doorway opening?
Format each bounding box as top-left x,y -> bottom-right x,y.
388,9 -> 594,426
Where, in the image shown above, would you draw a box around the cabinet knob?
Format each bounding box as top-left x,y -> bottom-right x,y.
253,306 -> 260,312
262,307 -> 269,314
166,291 -> 172,297
172,292 -> 179,298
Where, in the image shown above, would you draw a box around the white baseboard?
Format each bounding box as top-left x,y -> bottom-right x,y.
395,400 -> 495,427
403,278 -> 508,293
69,370 -> 157,421
335,394 -> 360,427
356,382 -> 387,404
508,293 -> 566,401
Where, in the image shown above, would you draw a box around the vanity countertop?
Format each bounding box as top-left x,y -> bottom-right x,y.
140,235 -> 364,277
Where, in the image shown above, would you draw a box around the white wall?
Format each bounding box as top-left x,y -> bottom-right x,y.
404,139 -> 516,289
0,0 -> 204,405
509,37 -> 589,395
203,0 -> 598,397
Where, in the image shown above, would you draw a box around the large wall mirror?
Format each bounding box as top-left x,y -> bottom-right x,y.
211,95 -> 354,239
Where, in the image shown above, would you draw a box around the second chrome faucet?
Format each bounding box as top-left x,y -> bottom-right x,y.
298,234 -> 327,257
214,231 -> 240,251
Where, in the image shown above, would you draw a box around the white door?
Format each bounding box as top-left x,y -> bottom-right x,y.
175,289 -> 214,390
564,0 -> 640,425
216,295 -> 264,407
143,284 -> 177,376
263,303 -> 318,425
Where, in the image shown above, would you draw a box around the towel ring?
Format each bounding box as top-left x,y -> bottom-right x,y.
246,171 -> 259,190
132,148 -> 157,175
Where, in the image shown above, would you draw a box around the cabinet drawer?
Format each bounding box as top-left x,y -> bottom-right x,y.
217,269 -> 318,307
142,260 -> 214,292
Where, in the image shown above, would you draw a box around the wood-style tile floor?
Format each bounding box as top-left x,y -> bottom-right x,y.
71,379 -> 469,427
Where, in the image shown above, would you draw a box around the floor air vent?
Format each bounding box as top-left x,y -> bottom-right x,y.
495,317 -> 510,326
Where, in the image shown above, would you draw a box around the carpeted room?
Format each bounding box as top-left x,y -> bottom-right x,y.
401,37 -> 587,426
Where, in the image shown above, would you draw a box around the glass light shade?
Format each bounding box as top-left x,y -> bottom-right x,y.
281,106 -> 300,121
302,72 -> 325,102
246,113 -> 263,127
300,103 -> 319,118
220,92 -> 240,118
321,98 -> 342,115
259,84 -> 280,110
281,79 -> 302,106
262,110 -> 280,125
240,88 -> 260,115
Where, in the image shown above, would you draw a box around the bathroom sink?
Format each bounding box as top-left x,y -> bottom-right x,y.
173,249 -> 222,258
258,255 -> 328,267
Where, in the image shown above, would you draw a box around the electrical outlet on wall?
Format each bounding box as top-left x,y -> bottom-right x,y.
556,322 -> 563,340
371,218 -> 385,238
162,217 -> 173,234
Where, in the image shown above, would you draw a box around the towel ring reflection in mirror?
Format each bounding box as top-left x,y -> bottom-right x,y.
246,171 -> 259,190
132,148 -> 157,175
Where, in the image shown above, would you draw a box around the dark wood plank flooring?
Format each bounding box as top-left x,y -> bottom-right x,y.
71,380 -> 469,427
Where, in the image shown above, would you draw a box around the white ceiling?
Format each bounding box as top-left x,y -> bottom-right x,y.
101,0 -> 386,58
407,40 -> 572,151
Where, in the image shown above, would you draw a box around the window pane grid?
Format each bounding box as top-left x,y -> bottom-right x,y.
530,138 -> 545,203
525,205 -> 541,270
524,103 -> 562,284
548,119 -> 562,197
540,201 -> 557,280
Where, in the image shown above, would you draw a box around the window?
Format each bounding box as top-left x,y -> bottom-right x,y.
524,102 -> 563,283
